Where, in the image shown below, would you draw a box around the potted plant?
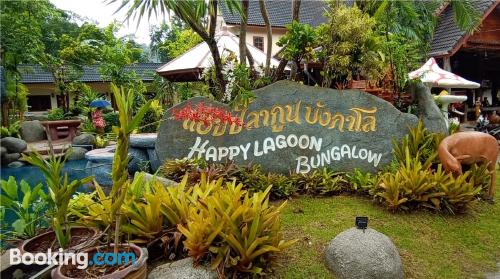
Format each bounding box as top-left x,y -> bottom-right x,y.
20,152 -> 98,253
52,84 -> 151,278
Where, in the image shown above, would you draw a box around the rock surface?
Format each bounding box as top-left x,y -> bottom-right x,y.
135,172 -> 177,187
72,134 -> 96,146
85,146 -> 114,186
325,227 -> 404,279
7,161 -> 25,168
130,133 -> 157,148
148,258 -> 216,279
1,137 -> 27,153
1,147 -> 6,157
156,81 -> 418,174
147,148 -> 161,172
410,82 -> 448,134
128,147 -> 151,174
19,120 -> 46,142
2,153 -> 21,165
67,147 -> 88,161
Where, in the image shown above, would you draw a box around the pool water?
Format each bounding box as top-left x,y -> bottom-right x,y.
1,159 -> 91,188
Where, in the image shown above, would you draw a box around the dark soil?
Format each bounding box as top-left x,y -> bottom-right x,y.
23,227 -> 96,253
60,245 -> 141,278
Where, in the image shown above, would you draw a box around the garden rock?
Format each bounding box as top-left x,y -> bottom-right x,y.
409,82 -> 448,134
85,146 -> 114,186
147,148 -> 161,172
1,137 -> 27,153
1,147 -> 6,157
72,134 -> 96,146
2,153 -> 21,165
7,161 -> 25,168
325,227 -> 404,279
148,258 -> 216,279
67,147 -> 88,161
156,80 -> 418,174
136,172 -> 177,187
19,120 -> 46,142
130,133 -> 157,148
128,147 -> 151,174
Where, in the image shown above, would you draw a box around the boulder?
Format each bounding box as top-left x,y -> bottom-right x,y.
72,134 -> 96,146
409,82 -> 448,134
325,227 -> 404,279
85,147 -> 115,186
148,258 -> 216,279
7,161 -> 25,168
67,147 -> 88,161
147,148 -> 161,172
128,147 -> 151,174
1,153 -> 21,165
1,137 -> 27,153
19,120 -> 46,142
1,147 -> 6,157
130,133 -> 157,148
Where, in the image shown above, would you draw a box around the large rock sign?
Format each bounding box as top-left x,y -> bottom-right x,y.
156,81 -> 418,174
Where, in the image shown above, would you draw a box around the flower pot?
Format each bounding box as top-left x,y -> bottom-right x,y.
52,243 -> 148,279
20,227 -> 99,254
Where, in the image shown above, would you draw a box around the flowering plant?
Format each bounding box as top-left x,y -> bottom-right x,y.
172,102 -> 244,127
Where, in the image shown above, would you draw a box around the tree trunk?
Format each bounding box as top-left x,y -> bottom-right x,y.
239,0 -> 249,66
207,37 -> 226,100
272,0 -> 301,82
259,0 -> 272,75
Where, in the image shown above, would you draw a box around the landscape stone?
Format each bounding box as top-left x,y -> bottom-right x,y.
1,147 -> 6,157
72,134 -> 96,146
19,120 -> 46,142
156,81 -> 418,174
325,227 -> 404,279
1,137 -> 27,153
148,258 -> 216,279
66,147 -> 88,161
147,148 -> 161,172
135,172 -> 177,187
409,82 -> 448,134
130,133 -> 157,148
2,153 -> 21,165
7,161 -> 25,168
85,146 -> 114,186
128,147 -> 151,174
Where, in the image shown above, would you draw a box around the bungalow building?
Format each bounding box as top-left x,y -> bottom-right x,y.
19,63 -> 163,113
218,1 -> 327,56
429,0 -> 500,119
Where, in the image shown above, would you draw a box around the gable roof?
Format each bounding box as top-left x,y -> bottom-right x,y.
18,63 -> 163,84
220,0 -> 328,28
429,0 -> 498,57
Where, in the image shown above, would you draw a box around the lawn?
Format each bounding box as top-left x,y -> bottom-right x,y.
273,170 -> 500,279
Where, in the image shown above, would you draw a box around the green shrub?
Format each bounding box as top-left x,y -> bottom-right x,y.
47,107 -> 66,121
346,168 -> 379,195
160,158 -> 207,182
1,121 -> 20,138
103,111 -> 119,133
290,168 -> 347,196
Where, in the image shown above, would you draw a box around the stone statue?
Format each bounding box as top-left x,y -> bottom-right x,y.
438,131 -> 498,199
409,82 -> 448,135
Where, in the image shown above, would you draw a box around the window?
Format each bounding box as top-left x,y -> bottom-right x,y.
27,95 -> 52,111
253,36 -> 264,51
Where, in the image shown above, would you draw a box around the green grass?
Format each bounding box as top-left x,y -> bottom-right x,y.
273,170 -> 500,279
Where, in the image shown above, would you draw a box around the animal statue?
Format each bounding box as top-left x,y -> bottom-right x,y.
438,131 -> 498,199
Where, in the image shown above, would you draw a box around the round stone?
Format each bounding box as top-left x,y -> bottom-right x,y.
72,134 -> 96,146
66,147 -> 88,161
148,258 -> 215,279
129,133 -> 157,148
85,146 -> 115,163
7,161 -> 25,168
325,227 -> 404,279
1,146 -> 6,157
1,153 -> 21,165
19,120 -> 47,142
128,147 -> 151,174
1,137 -> 27,153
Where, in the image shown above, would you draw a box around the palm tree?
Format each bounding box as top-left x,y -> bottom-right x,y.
112,0 -> 242,100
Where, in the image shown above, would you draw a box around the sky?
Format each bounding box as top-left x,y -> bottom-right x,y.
49,0 -> 166,45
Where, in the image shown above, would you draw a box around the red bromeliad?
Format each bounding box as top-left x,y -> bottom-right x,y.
171,103 -> 244,127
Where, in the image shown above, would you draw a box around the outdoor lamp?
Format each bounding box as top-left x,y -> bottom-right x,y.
355,216 -> 368,230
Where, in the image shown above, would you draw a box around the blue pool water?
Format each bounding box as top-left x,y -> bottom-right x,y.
1,159 -> 91,188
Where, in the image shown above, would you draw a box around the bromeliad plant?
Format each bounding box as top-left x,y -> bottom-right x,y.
22,152 -> 93,248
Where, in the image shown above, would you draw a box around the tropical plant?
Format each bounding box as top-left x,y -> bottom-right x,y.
0,121 -> 20,138
318,3 -> 385,87
117,0 -> 243,99
102,83 -> 151,252
139,99 -> 165,133
290,168 -> 346,196
160,158 -> 207,182
439,171 -> 482,214
22,152 -> 93,248
0,177 -> 48,239
346,168 -> 379,195
103,111 -> 119,133
47,107 -> 67,121
263,173 -> 297,199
